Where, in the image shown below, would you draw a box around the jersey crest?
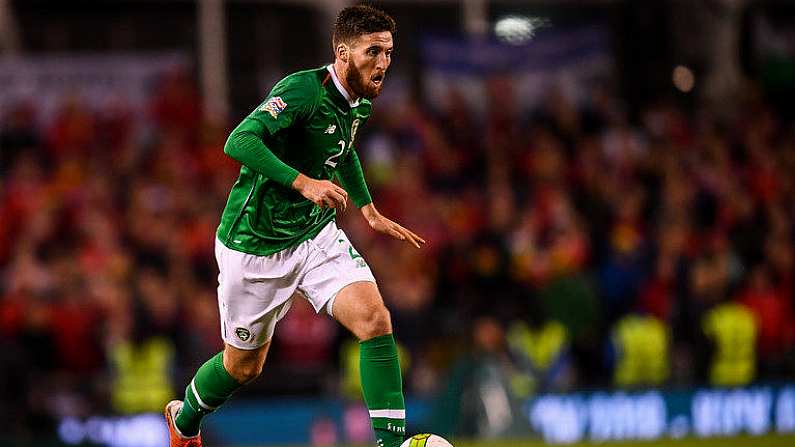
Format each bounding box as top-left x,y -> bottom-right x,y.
260,96 -> 287,119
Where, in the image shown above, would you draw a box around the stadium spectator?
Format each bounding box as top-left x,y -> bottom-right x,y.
1,69 -> 794,431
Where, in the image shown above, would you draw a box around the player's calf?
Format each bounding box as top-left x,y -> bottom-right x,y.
333,282 -> 405,447
171,343 -> 269,439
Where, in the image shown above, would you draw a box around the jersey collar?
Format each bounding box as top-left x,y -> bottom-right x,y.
327,64 -> 360,108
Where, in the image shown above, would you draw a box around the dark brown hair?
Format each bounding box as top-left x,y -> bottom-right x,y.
333,4 -> 396,48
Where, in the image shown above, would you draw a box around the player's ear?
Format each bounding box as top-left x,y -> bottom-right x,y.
336,43 -> 349,63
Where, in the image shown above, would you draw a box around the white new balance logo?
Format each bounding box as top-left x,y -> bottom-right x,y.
325,124 -> 336,134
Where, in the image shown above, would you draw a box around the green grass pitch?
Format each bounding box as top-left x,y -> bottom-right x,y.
450,435 -> 795,447
263,434 -> 795,447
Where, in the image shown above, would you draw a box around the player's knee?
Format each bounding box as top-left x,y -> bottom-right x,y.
223,342 -> 270,384
227,360 -> 263,384
359,305 -> 392,340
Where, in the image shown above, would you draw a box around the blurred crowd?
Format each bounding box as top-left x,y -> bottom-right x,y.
2,67 -> 795,439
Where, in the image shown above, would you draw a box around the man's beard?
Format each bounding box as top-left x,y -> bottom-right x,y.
346,62 -> 382,100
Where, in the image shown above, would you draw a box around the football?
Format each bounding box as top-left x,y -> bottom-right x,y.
400,433 -> 454,447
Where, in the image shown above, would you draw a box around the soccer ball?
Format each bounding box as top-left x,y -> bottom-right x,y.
400,433 -> 454,447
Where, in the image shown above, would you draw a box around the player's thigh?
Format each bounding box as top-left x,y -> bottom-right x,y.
297,222 -> 376,314
332,281 -> 393,340
296,223 -> 387,339
215,238 -> 302,349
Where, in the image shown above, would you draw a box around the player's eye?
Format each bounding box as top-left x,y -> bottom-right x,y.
367,47 -> 379,56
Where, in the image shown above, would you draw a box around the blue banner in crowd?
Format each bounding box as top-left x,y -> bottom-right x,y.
58,384 -> 795,446
421,27 -> 609,75
527,385 -> 795,444
419,26 -> 612,114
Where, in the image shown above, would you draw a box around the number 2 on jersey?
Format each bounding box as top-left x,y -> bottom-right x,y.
325,139 -> 346,168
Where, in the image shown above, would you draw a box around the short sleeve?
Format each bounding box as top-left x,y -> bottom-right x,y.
248,74 -> 320,135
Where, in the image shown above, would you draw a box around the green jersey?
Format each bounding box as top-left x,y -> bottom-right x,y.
217,65 -> 373,256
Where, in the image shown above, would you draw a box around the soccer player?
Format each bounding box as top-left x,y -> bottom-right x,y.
164,5 -> 423,447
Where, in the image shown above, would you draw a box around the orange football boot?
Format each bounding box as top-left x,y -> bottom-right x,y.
164,400 -> 203,447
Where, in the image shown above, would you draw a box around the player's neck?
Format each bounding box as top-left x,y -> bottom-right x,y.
331,61 -> 360,103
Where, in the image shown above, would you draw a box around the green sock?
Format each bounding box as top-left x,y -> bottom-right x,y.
175,352 -> 242,436
360,334 -> 406,447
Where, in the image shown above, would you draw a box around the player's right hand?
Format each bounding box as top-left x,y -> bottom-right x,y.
292,174 -> 348,211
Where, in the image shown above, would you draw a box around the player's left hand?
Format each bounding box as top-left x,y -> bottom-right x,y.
363,206 -> 425,248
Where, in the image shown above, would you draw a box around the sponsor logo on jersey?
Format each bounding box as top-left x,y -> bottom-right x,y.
235,327 -> 251,342
260,96 -> 287,119
325,124 -> 337,134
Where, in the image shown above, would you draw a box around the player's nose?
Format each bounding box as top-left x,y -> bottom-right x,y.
375,53 -> 389,70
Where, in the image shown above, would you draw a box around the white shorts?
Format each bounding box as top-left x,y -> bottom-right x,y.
215,221 -> 376,349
